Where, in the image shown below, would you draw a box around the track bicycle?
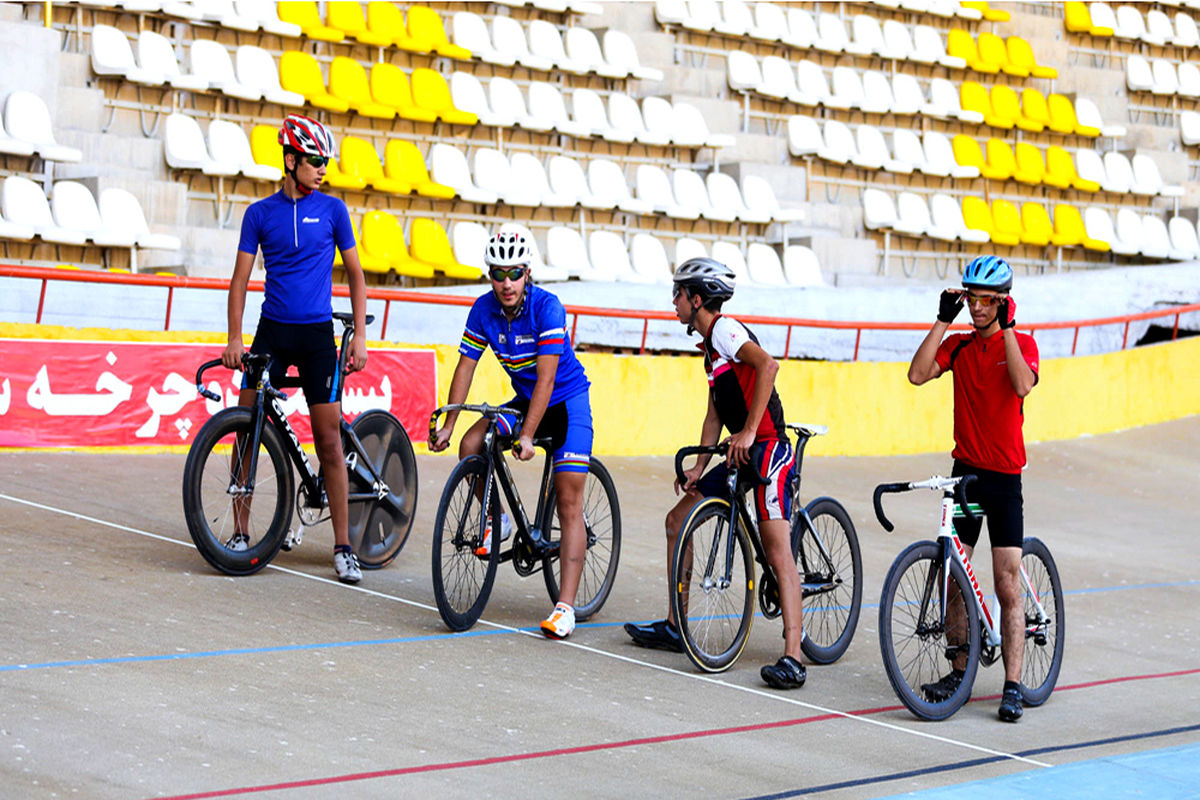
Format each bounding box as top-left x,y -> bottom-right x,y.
670,424 -> 862,673
874,475 -> 1065,721
182,312 -> 418,576
428,403 -> 621,632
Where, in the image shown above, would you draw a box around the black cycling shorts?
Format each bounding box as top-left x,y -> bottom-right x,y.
243,317 -> 340,406
951,460 -> 1024,550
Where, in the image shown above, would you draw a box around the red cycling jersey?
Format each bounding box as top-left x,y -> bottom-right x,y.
934,328 -> 1039,475
700,314 -> 787,443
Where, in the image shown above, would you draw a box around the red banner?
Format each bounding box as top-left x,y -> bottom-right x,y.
0,339 -> 437,448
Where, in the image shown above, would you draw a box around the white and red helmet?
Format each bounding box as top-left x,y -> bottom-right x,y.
278,114 -> 335,158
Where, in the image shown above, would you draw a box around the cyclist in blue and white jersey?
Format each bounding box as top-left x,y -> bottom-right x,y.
429,229 -> 593,640
221,114 -> 369,584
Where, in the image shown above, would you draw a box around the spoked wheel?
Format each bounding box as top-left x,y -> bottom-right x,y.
671,498 -> 755,673
878,540 -> 981,721
431,456 -> 499,631
182,407 -> 294,576
346,410 -> 418,569
542,457 -> 622,621
1019,537 -> 1065,707
796,497 -> 863,665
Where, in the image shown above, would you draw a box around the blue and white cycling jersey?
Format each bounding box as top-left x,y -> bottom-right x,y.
458,285 -> 590,404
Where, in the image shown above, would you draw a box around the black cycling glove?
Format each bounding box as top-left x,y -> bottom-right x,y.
997,296 -> 1016,330
937,289 -> 964,323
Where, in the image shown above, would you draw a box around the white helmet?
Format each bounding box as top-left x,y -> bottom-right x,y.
278,114 -> 335,158
484,230 -> 532,268
673,256 -> 736,301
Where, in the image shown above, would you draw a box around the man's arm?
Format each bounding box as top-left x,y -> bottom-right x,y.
678,395 -> 723,493
908,322 -> 949,386
221,250 -> 256,369
1001,329 -> 1036,398
341,246 -> 369,373
727,339 -> 778,467
514,353 -> 559,461
430,355 -> 479,451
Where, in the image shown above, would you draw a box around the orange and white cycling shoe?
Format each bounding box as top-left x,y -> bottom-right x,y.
540,603 -> 575,639
475,512 -> 512,557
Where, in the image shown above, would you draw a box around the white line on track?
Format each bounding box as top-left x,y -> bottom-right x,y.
2,492 -> 1051,769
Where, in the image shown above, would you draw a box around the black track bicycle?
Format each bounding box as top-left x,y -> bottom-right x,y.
428,403 -> 621,632
670,424 -> 862,673
182,312 -> 418,576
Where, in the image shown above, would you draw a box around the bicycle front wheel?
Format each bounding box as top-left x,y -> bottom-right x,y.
796,497 -> 863,665
542,457 -> 622,621
431,456 -> 499,632
671,498 -> 755,673
346,410 -> 418,569
182,407 -> 294,576
1020,537 -> 1065,706
878,540 -> 981,721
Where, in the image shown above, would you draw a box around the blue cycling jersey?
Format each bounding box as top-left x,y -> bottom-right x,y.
458,285 -> 590,405
238,189 -> 356,325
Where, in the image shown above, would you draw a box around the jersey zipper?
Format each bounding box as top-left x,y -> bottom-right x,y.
292,197 -> 298,247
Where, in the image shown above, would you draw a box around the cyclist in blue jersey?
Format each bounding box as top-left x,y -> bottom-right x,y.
220,114 -> 369,584
429,229 -> 592,639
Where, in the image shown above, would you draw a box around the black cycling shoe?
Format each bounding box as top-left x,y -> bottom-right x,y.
623,619 -> 683,652
761,656 -> 807,690
921,669 -> 965,703
998,686 -> 1024,722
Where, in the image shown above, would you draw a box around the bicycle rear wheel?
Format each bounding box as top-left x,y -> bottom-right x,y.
542,457 -> 622,620
671,498 -> 755,673
796,497 -> 862,665
346,410 -> 418,569
878,540 -> 981,721
182,407 -> 294,576
431,456 -> 499,631
1020,537 -> 1065,706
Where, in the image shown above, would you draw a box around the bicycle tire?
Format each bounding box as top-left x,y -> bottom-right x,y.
431,455 -> 500,632
542,457 -> 622,621
1019,537 -> 1065,707
796,497 -> 863,665
182,407 -> 294,576
346,410 -> 418,569
671,498 -> 755,673
878,540 -> 981,721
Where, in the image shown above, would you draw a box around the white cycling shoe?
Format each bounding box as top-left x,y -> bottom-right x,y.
540,603 -> 575,640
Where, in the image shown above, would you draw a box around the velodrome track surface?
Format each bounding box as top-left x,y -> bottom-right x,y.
1,416 -> 1197,799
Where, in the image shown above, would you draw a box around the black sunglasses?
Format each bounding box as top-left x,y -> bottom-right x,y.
304,155 -> 329,168
489,267 -> 527,282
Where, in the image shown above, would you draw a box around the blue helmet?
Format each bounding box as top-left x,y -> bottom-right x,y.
962,255 -> 1013,293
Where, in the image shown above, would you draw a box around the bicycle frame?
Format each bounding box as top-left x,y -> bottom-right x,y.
481,418 -> 556,568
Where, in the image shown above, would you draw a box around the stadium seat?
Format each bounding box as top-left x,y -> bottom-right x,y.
164,113 -> 236,175
429,143 -> 498,204
608,92 -> 663,145
892,191 -> 932,237
208,119 -> 280,180
2,176 -> 88,245
672,101 -> 735,148
784,7 -> 819,49
138,30 -> 207,91
781,246 -> 826,287
529,82 -> 592,138
1019,202 -> 1053,246
1086,2 -> 1118,36
881,19 -> 915,60
1132,153 -> 1185,196
321,156 -> 366,191
862,188 -> 897,230
566,26 -> 625,78
1173,12 -> 1200,48
1126,54 -> 1156,92
4,91 -> 81,163
1167,216 -> 1200,259
674,237 -> 708,267
487,76 -> 550,132
371,63 -> 437,123
404,5 -> 471,58
1082,206 -> 1123,253
960,81 -> 1010,129
1177,62 -> 1200,98
892,129 -> 928,173
1140,214 -> 1177,259
815,11 -> 851,53
546,225 -> 599,279
925,130 -> 978,178
588,158 -> 653,215
1020,88 -> 1052,131
330,57 -> 396,119
235,46 -> 303,106
529,19 -> 587,74
189,40 -> 259,100
947,29 -> 999,73
1064,1 -> 1098,34
409,218 -> 481,280
1074,148 -> 1110,192
635,164 -> 700,218
1114,4 -> 1151,41
913,24 -> 965,68
926,78 -> 982,123
727,50 -> 764,97
510,152 -> 574,208
0,109 -> 34,158
51,181 -> 136,247
746,243 -> 787,286
602,29 -> 664,81
742,174 -> 804,222
384,139 -> 453,199
630,233 -> 673,283
818,119 -> 856,164
1113,207 -> 1146,255
358,211 -> 432,278
1045,145 -> 1096,191
411,68 -> 477,124
98,188 -> 181,253
1074,97 -> 1126,137
672,167 -> 731,221
1181,109 -> 1200,144
339,136 -> 410,194
237,0 -> 302,36
787,115 -> 823,158
335,217 -> 388,274
326,1 -> 391,46
1151,59 -> 1180,96
989,199 -> 1023,246
279,50 -> 347,112
1013,142 -> 1047,185
991,85 -> 1041,132
473,148 -> 540,207
249,124 -> 283,173
1006,35 -> 1057,79
931,193 -> 988,242
828,66 -> 864,110
860,71 -> 895,115
365,1 -> 425,51
961,0 -> 1009,21
450,72 -> 505,126
572,87 -> 631,141
890,73 -> 925,116
450,221 -> 490,276
953,134 -> 1005,179
276,1 -> 344,41
791,60 -> 831,107
491,16 -> 553,71
976,32 -> 1019,75
711,241 -> 751,286
452,10 -> 513,66
588,230 -> 651,283
1048,203 -> 1086,248
846,14 -> 884,57
549,155 -> 601,207
707,171 -> 770,223
855,124 -> 911,173
1047,93 -> 1089,136
961,196 -> 998,243
91,24 -> 164,86
1101,152 -> 1144,194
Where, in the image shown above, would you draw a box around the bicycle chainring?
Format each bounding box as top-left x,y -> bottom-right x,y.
758,572 -> 782,619
512,537 -> 540,576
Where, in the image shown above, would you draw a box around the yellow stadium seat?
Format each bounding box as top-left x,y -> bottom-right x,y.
978,32 -> 1025,77
961,1 -> 1010,22
1047,93 -> 1089,136
411,68 -> 478,125
366,1 -> 426,52
1020,203 -> 1052,246
983,138 -> 1016,181
276,2 -> 344,42
339,136 -> 411,194
1064,1 -> 1094,33
954,134 -> 1004,179
369,63 -> 438,123
362,210 -> 435,279
1045,145 -> 1099,192
279,51 -> 350,113
250,125 -> 283,172
405,6 -> 472,61
323,156 -> 367,191
409,218 -> 482,280
962,196 -> 997,241
1020,88 -> 1052,131
326,1 -> 392,46
383,140 -> 455,199
989,199 -> 1022,246
329,56 -> 395,119
335,218 -> 390,274
1007,36 -> 1057,80
947,29 -> 1000,74
960,81 -> 1009,128
991,85 -> 1040,132
1013,142 -> 1047,185
1052,204 -> 1109,250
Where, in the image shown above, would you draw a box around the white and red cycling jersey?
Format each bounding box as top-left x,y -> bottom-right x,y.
699,314 -> 788,444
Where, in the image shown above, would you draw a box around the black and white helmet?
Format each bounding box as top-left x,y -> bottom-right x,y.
484,230 -> 532,268
278,114 -> 335,158
673,256 -> 736,301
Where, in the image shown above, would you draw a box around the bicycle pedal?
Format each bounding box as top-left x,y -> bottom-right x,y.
282,527 -> 304,551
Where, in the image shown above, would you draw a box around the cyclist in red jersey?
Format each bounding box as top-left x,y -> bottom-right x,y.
908,255 -> 1039,722
624,257 -> 806,690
